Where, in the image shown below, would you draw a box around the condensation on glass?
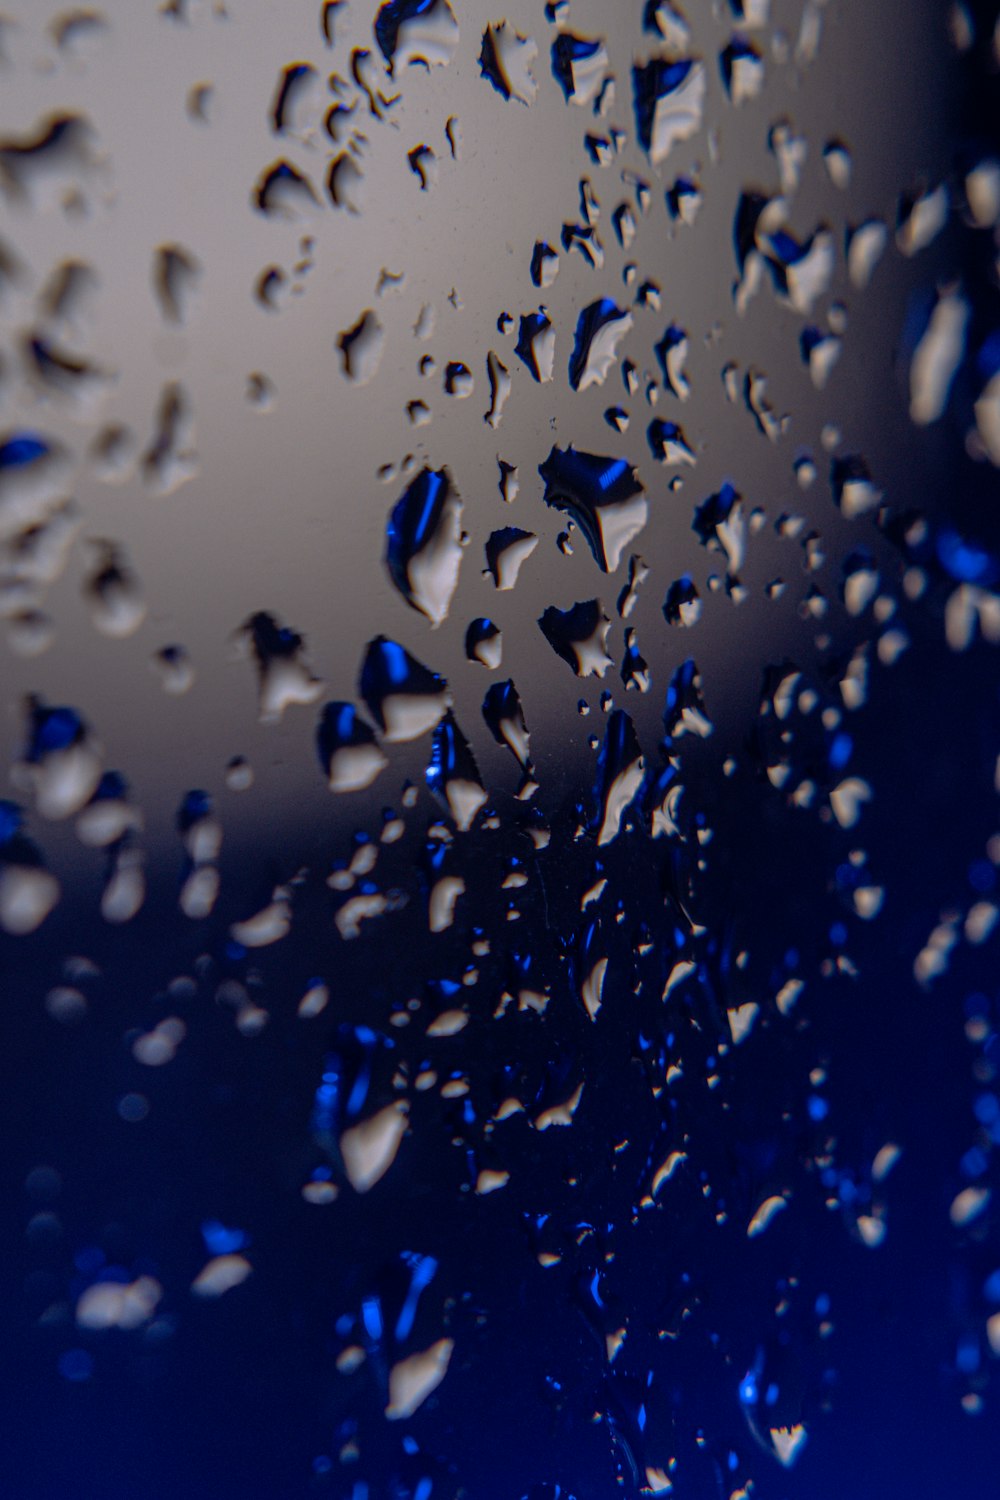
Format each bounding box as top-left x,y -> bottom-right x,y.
3,1 -> 1000,1496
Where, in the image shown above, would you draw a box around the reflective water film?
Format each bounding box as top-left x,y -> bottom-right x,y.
2,1 -> 1000,1496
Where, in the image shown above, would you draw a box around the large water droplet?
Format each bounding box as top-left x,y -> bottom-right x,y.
338,309 -> 385,385
485,527 -> 538,591
374,0 -> 459,74
317,703 -> 388,793
240,612 -> 323,723
632,56 -> 705,164
515,310 -> 555,383
538,599 -> 613,677
550,31 -> 610,107
427,712 -> 487,830
466,617 -> 502,668
539,447 -> 647,573
483,678 -> 535,792
360,636 -> 451,742
569,300 -> 633,392
385,466 -> 463,626
593,711 -> 644,845
479,21 -> 538,105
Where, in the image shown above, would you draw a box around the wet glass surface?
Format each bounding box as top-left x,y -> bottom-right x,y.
2,1 -> 1000,1495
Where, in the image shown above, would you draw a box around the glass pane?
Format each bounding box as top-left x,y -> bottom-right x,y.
3,1 -> 999,1495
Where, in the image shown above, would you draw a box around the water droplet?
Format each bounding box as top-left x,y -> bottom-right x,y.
191,1254 -> 253,1298
621,628 -> 651,692
831,454 -> 882,520
484,350 -> 511,429
800,327 -> 842,390
385,465 -> 463,626
846,217 -> 888,289
561,218 -> 604,269
632,56 -> 705,164
338,309 -> 385,385
83,541 -> 146,638
230,887 -> 292,948
224,756 -> 253,792
408,143 -> 438,190
480,21 -> 538,105
666,173 -> 702,223
18,698 -> 104,820
186,80 -> 213,121
75,771 -> 141,848
539,446 -> 647,573
593,710 -> 645,844
538,598 -> 612,677
720,35 -> 765,104
252,159 -> 318,219
374,0 -> 459,74
51,9 -> 109,54
663,574 -> 701,626
569,300 -> 633,392
317,703 -> 388,792
465,617 -> 502,668
655,324 -> 690,400
271,63 -> 321,137
254,265 -> 288,312
483,679 -> 534,781
497,458 -> 519,503
360,636 -> 451,742
341,1099 -> 409,1192
240,612 -> 323,723
443,360 -> 472,397
0,809 -> 60,934
327,151 -> 366,213
515,310 -> 555,383
485,527 -> 538,590
644,0 -> 691,50
386,1337 -> 454,1419
823,137 -> 852,189
152,243 -> 199,324
531,242 -> 560,289
615,555 -> 647,619
777,231 -> 837,314
692,482 -> 745,576
909,287 -> 969,425
550,31 -> 610,107
101,840 -> 146,923
427,711 -> 487,830
897,182 -> 948,257
769,119 -> 807,194
142,382 -> 197,494
663,659 -> 713,739
0,114 -> 102,209
647,418 -> 695,465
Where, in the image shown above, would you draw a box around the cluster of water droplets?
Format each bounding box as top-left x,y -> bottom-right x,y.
3,0 -> 1000,1495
